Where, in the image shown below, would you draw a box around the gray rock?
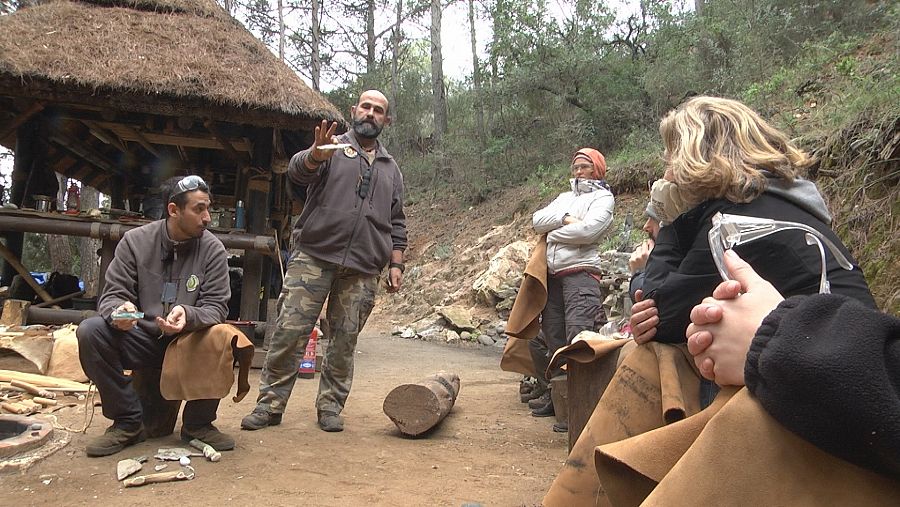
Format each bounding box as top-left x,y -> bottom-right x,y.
437,306 -> 477,331
460,331 -> 472,341
445,330 -> 461,344
477,335 -> 495,346
400,327 -> 417,339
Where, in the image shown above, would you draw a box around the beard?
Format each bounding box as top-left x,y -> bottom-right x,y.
352,117 -> 383,139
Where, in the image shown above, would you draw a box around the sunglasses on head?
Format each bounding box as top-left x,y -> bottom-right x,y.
170,175 -> 209,201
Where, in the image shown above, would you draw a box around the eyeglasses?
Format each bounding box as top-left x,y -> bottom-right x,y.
170,175 -> 209,202
357,167 -> 372,199
571,163 -> 594,173
707,212 -> 853,294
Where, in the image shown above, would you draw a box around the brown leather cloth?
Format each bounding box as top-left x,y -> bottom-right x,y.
500,237 -> 548,377
160,323 -> 255,403
543,342 -> 701,507
548,337 -> 634,379
504,237 -> 548,341
597,388 -> 900,506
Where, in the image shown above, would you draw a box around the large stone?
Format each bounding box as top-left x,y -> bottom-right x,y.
445,330 -> 461,344
437,306 -> 477,332
472,241 -> 531,305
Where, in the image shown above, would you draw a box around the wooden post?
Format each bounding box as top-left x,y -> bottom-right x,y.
1,120 -> 37,286
0,299 -> 30,326
383,371 -> 460,436
97,238 -> 117,296
238,175 -> 271,322
566,351 -> 621,451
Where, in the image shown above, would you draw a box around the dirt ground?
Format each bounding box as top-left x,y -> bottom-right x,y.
2,323 -> 566,507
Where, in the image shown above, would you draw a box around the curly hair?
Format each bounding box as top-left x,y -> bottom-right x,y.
659,96 -> 814,206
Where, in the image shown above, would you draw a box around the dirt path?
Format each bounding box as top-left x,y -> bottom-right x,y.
3,326 -> 566,506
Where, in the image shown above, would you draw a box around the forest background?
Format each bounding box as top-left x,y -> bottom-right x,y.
1,0 -> 897,312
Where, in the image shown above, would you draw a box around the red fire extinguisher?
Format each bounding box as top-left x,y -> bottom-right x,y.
65,181 -> 81,215
298,326 -> 320,379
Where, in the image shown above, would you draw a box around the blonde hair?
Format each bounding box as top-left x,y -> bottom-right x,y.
659,96 -> 814,205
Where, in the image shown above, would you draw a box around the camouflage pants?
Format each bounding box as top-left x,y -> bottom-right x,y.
255,250 -> 378,416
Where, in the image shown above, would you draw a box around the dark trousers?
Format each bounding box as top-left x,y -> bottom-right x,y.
539,271 -> 606,379
76,316 -> 219,430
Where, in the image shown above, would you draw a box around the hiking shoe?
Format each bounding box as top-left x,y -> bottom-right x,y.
317,412 -> 344,432
552,422 -> 569,433
181,424 -> 235,451
531,402 -> 555,418
85,424 -> 146,457
528,391 -> 552,410
521,385 -> 547,403
241,410 -> 282,431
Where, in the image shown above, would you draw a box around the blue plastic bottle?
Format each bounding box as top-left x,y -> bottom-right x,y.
235,200 -> 246,229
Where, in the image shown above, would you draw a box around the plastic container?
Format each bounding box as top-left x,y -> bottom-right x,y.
234,200 -> 246,229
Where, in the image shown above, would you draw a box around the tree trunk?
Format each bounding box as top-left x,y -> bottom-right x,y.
390,0 -> 403,123
48,173 -> 72,274
383,371 -> 460,436
311,0 -> 321,91
277,0 -> 285,62
430,0 -> 446,146
468,0 -> 484,147
366,0 -> 376,78
78,185 -> 100,297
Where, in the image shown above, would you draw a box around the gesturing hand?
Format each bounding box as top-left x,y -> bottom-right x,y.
308,120 -> 340,166
628,239 -> 654,273
156,305 -> 187,335
686,250 -> 784,386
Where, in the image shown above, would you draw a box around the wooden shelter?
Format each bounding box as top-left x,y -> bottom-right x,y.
0,0 -> 343,323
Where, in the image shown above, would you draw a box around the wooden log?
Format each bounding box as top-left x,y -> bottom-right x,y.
566,350 -> 620,452
383,371 -> 460,436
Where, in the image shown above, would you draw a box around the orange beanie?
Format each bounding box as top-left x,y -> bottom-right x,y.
573,148 -> 607,180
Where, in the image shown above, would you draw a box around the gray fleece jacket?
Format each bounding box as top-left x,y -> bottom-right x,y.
289,131 -> 407,275
98,219 -> 230,334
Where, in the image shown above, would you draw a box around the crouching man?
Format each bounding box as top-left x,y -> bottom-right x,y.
77,175 -> 240,457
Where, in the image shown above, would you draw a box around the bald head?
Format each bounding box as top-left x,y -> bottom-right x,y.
358,90 -> 390,113
351,89 -> 391,140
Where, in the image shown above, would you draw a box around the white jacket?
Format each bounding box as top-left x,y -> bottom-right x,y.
532,179 -> 614,274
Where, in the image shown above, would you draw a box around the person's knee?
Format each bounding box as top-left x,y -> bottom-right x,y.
76,316 -> 109,348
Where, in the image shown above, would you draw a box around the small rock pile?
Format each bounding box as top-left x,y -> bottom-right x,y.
392,244 -> 637,349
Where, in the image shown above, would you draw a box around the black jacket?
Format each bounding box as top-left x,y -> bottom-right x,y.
746,294 -> 900,479
642,192 -> 875,343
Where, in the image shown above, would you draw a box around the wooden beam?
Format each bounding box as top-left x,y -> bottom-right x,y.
81,119 -> 127,152
0,242 -> 54,303
97,121 -> 252,152
0,101 -> 44,141
0,76 -> 336,133
48,133 -> 120,177
114,123 -> 160,157
204,120 -> 250,164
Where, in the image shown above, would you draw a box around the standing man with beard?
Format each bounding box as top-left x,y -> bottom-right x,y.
77,175 -> 234,456
242,89 -> 407,432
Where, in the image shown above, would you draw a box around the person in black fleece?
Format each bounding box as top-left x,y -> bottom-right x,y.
629,96 -> 874,348
687,249 -> 900,479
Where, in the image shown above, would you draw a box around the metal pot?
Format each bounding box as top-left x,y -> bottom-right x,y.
32,195 -> 53,212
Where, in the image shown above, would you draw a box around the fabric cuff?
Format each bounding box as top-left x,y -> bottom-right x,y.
744,296 -> 803,391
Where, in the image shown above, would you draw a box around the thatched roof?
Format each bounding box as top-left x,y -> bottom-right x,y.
0,0 -> 343,128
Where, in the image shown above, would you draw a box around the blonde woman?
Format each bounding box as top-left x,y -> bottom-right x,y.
631,96 -> 874,351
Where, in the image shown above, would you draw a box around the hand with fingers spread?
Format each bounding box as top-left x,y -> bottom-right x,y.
305,120 -> 340,170
686,250 -> 784,385
629,289 -> 659,344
